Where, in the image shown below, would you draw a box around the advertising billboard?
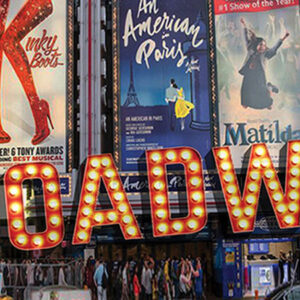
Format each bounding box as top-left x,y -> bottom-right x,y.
0,0 -> 73,174
113,0 -> 216,171
214,0 -> 300,169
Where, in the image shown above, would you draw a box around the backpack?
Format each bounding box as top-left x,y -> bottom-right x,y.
101,268 -> 108,289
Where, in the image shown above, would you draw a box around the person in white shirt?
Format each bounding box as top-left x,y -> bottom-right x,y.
58,263 -> 67,286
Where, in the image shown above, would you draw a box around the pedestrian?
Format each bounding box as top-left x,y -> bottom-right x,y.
94,257 -> 108,300
279,250 -> 286,284
58,262 -> 67,286
122,261 -> 130,300
191,258 -> 203,300
85,257 -> 96,298
133,266 -> 141,300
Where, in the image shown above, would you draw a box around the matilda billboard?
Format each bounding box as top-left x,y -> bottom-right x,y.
112,0 -> 217,172
214,0 -> 300,169
0,0 -> 73,174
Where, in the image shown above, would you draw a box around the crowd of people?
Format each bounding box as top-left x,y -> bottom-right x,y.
0,258 -> 85,299
92,254 -> 206,300
0,254 -> 207,300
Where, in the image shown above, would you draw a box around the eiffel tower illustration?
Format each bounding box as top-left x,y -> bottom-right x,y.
124,62 -> 140,107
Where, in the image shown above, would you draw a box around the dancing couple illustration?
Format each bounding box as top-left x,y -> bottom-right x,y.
0,0 -> 55,145
165,79 -> 194,131
239,17 -> 289,110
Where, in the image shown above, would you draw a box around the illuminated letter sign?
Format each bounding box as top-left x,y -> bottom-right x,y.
4,163 -> 64,250
213,141 -> 300,233
146,147 -> 207,237
72,155 -> 142,244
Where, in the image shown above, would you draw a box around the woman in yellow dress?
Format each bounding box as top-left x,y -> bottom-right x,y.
175,88 -> 195,131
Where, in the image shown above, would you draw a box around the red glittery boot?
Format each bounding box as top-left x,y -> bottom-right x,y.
1,0 -> 53,145
0,0 -> 11,143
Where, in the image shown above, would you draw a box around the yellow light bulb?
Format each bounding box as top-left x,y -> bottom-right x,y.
291,155 -> 300,165
152,167 -> 163,177
227,185 -> 236,194
122,215 -> 132,224
155,195 -> 165,205
173,222 -> 183,232
91,159 -> 100,168
224,174 -> 234,183
82,207 -> 92,217
188,220 -> 197,230
84,195 -> 94,204
166,151 -> 176,161
12,220 -> 22,230
264,170 -> 274,179
17,235 -> 27,245
192,192 -> 202,202
10,170 -> 21,181
10,203 -> 21,213
268,181 -> 278,191
118,204 -> 128,213
229,197 -> 239,206
276,204 -> 286,214
292,143 -> 300,153
289,203 -> 298,212
252,160 -> 260,168
42,167 -> 53,177
181,151 -> 191,161
126,227 -> 137,236
158,223 -> 167,233
105,169 -> 115,178
221,162 -> 230,171
114,192 -> 124,202
108,212 -> 117,222
78,231 -> 88,241
193,207 -> 204,217
289,179 -> 299,189
239,220 -> 248,229
217,150 -> 228,160
246,195 -> 256,205
47,183 -> 57,193
154,181 -> 164,191
189,162 -> 199,172
33,237 -> 43,246
291,168 -> 300,177
233,209 -> 242,218
50,216 -> 60,226
88,171 -> 98,180
109,181 -> 119,190
255,147 -> 265,156
80,219 -> 90,229
261,159 -> 270,168
250,171 -> 259,180
156,209 -> 167,219
26,166 -> 37,176
289,191 -> 299,201
9,187 -> 19,197
94,213 -> 104,223
244,207 -> 254,217
101,158 -> 111,168
48,199 -> 59,209
151,153 -> 161,163
284,215 -> 294,225
48,232 -> 59,242
273,193 -> 283,202
190,177 -> 201,187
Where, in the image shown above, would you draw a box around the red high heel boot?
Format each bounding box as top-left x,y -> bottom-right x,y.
31,99 -> 54,145
0,123 -> 10,143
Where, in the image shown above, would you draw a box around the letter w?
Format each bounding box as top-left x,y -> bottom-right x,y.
213,141 -> 300,233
